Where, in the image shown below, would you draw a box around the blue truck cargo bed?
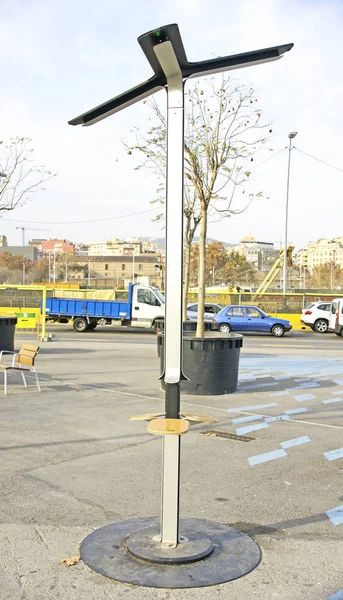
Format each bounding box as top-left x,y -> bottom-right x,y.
45,298 -> 131,320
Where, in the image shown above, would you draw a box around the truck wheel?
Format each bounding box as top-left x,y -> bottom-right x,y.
340,328 -> 343,338
87,322 -> 97,331
73,317 -> 88,332
314,319 -> 328,333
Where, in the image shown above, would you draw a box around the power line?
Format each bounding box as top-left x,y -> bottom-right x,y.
294,147 -> 343,174
250,147 -> 286,170
0,207 -> 160,225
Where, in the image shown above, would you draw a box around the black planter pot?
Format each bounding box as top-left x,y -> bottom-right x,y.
159,333 -> 243,395
156,320 -> 212,357
0,316 -> 17,352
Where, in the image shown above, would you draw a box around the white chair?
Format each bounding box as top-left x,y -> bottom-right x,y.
0,344 -> 41,395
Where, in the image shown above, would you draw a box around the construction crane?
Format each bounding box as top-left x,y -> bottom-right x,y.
252,246 -> 294,299
16,226 -> 50,246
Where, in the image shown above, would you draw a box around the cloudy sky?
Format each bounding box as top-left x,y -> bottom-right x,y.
0,0 -> 342,250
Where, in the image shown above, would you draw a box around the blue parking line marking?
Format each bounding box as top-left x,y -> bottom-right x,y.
294,393 -> 316,402
264,415 -> 290,422
280,436 -> 311,449
326,589 -> 343,600
242,382 -> 278,390
248,449 -> 287,466
324,448 -> 343,461
269,391 -> 289,397
326,505 -> 343,526
236,422 -> 268,436
227,402 -> 278,413
322,398 -> 343,405
232,415 -> 263,425
285,408 -> 308,415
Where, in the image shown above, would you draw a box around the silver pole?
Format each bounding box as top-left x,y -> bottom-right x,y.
283,132 -> 297,294
132,252 -> 135,283
48,253 -> 51,283
88,261 -> 91,286
153,40 -> 184,548
65,253 -> 68,283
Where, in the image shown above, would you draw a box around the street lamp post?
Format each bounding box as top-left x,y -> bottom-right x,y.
69,23 -> 293,588
283,131 -> 297,294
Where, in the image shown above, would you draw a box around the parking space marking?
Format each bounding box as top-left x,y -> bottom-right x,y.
232,415 -> 262,425
235,422 -> 268,436
264,415 -> 290,422
333,379 -> 343,385
294,393 -> 316,402
326,505 -> 343,526
248,449 -> 287,466
333,390 -> 343,395
324,448 -> 343,461
269,391 -> 289,397
322,398 -> 343,405
285,408 -> 308,415
228,403 -> 278,413
326,590 -> 343,600
280,436 -> 311,449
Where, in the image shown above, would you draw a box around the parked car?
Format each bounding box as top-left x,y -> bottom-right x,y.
329,298 -> 343,336
213,305 -> 292,337
187,302 -> 222,322
301,301 -> 332,333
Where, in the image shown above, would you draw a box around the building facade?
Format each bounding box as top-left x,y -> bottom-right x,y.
232,236 -> 276,271
295,238 -> 343,272
67,254 -> 164,288
87,238 -> 142,256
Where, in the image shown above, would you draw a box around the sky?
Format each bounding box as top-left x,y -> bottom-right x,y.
0,0 -> 342,251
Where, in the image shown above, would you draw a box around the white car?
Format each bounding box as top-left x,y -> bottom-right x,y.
301,301 -> 332,333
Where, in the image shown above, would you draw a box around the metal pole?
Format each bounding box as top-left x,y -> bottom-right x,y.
22,263 -> 25,285
53,251 -> 56,284
22,228 -> 25,247
153,41 -> 184,548
41,286 -> 47,340
48,253 -> 51,283
88,261 -> 91,286
132,252 -> 135,283
65,253 -> 68,283
283,132 -> 297,294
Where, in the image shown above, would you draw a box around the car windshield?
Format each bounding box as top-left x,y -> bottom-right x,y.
153,289 -> 165,304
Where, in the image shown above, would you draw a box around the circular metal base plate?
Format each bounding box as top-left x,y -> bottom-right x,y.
80,517 -> 261,588
127,524 -> 214,564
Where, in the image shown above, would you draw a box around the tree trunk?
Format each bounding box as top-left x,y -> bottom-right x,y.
196,207 -> 207,337
183,216 -> 191,321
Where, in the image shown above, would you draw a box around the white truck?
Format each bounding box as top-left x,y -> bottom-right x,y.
45,283 -> 165,332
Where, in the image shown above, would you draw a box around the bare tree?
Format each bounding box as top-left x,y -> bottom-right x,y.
125,76 -> 271,335
0,137 -> 56,212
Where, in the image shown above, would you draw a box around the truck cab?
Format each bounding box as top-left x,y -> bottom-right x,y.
128,285 -> 165,328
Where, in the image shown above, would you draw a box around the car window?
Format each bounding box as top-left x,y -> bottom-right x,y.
331,302 -> 337,314
137,289 -> 160,306
226,307 -> 244,316
204,305 -> 215,313
246,307 -> 262,318
188,305 -> 198,312
318,304 -> 331,312
305,304 -> 314,310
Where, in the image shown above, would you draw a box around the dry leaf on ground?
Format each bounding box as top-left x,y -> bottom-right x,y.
61,555 -> 80,567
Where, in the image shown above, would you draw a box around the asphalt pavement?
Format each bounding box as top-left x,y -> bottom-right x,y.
0,327 -> 342,600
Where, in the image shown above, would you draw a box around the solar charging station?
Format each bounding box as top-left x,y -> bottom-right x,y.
69,24 -> 293,588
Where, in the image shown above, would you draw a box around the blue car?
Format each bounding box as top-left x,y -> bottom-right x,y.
213,305 -> 292,337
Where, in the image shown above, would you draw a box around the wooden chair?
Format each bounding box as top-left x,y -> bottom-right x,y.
0,344 -> 41,395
